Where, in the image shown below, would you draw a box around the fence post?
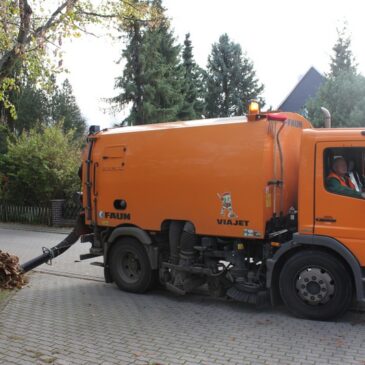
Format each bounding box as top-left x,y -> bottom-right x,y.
51,199 -> 65,227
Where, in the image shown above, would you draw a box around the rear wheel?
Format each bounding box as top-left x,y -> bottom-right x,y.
279,250 -> 353,320
109,238 -> 153,293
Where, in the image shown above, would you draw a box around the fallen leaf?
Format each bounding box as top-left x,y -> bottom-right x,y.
0,250 -> 28,290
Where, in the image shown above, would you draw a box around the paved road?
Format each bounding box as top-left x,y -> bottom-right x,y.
1,227 -> 365,365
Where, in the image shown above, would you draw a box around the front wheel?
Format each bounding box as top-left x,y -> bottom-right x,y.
279,250 -> 353,320
109,238 -> 154,293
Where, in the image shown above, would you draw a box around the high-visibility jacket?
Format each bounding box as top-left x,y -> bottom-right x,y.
327,172 -> 356,190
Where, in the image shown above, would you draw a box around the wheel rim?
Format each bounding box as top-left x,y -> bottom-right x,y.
295,267 -> 335,305
118,251 -> 142,284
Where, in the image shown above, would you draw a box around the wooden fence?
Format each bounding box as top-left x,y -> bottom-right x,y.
0,202 -> 52,226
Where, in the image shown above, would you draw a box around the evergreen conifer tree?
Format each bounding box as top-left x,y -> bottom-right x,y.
306,72 -> 365,127
50,79 -> 87,138
112,0 -> 145,125
140,2 -> 183,124
9,81 -> 49,134
113,0 -> 183,125
4,75 -> 85,137
306,26 -> 365,127
329,26 -> 357,78
205,34 -> 264,118
178,33 -> 205,120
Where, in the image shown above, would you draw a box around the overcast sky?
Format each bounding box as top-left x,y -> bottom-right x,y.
62,0 -> 365,129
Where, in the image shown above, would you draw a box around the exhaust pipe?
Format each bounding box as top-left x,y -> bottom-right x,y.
320,107 -> 331,128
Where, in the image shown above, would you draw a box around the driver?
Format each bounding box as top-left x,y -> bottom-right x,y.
326,157 -> 365,198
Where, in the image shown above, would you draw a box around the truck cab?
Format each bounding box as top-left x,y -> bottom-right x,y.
299,129 -> 365,262
269,129 -> 365,319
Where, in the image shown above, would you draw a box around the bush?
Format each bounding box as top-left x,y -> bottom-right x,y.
0,123 -> 82,205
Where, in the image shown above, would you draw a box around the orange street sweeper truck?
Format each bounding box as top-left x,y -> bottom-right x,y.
21,101 -> 365,320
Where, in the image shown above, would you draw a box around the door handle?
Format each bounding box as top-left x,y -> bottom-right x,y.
315,217 -> 336,223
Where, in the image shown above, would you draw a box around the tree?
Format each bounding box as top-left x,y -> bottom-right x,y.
306,71 -> 365,127
0,0 -> 154,122
178,33 -> 205,120
0,0 -> 83,119
112,0 -> 183,125
7,78 -> 49,134
329,26 -> 357,78
0,124 -> 13,155
112,0 -> 146,126
205,34 -> 264,118
140,11 -> 183,124
306,26 -> 365,127
50,79 -> 87,138
0,123 -> 82,205
3,75 -> 85,137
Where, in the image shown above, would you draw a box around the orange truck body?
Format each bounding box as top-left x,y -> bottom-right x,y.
84,113 -> 311,238
81,110 -> 365,320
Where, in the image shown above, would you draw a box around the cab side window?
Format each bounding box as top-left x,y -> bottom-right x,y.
324,147 -> 365,199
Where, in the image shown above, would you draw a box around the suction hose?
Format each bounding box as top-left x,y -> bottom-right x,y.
20,212 -> 90,273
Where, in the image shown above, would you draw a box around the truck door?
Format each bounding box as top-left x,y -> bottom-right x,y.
95,145 -> 127,225
314,142 -> 365,261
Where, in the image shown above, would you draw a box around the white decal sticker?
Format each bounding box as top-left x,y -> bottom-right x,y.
217,192 -> 238,219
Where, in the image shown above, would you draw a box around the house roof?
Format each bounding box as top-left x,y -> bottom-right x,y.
278,67 -> 325,112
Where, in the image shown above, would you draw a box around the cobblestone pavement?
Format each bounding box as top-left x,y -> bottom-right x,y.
1,227 -> 365,365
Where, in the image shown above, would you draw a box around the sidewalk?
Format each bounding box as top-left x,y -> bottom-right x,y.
0,222 -> 72,235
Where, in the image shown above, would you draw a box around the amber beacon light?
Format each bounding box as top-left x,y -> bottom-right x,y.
247,100 -> 260,121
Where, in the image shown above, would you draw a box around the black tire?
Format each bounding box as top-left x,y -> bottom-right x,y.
279,250 -> 353,320
109,238 -> 154,293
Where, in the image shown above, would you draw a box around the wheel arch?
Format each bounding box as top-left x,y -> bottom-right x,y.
267,234 -> 365,305
108,225 -> 153,245
160,219 -> 195,232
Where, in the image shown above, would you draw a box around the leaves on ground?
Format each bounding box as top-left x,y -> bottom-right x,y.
0,250 -> 28,289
